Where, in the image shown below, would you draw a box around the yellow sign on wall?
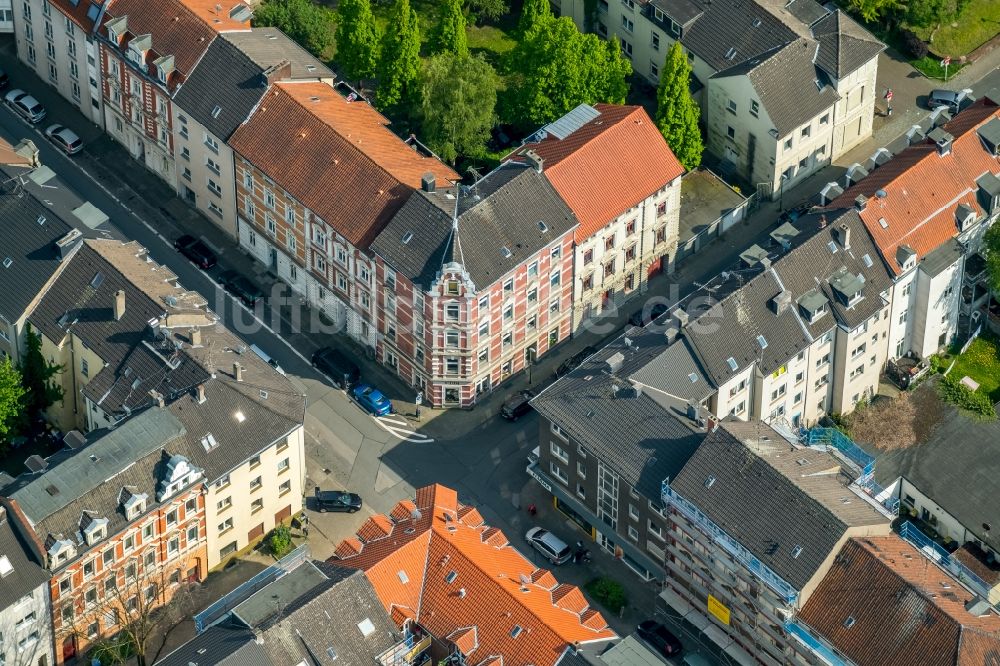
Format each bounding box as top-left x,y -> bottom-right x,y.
707,594 -> 731,625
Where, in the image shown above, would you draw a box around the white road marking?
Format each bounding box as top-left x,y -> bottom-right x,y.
373,416 -> 434,443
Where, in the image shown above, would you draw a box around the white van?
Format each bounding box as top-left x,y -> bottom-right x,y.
250,343 -> 285,375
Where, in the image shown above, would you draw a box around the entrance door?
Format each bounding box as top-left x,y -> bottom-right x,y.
598,533 -> 617,555
269,247 -> 278,271
647,256 -> 662,278
62,636 -> 76,662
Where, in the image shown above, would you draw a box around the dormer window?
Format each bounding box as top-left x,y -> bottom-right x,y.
128,47 -> 142,65
157,454 -> 204,502
81,513 -> 109,546
798,289 -> 829,323
47,539 -> 76,567
830,269 -> 865,307
119,488 -> 148,520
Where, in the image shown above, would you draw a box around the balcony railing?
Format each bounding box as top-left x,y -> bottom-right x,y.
376,630 -> 432,666
663,482 -> 798,605
898,521 -> 996,606
805,427 -> 899,515
785,620 -> 849,666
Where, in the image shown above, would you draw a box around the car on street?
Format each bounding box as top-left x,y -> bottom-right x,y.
501,390 -> 535,421
555,346 -> 597,378
174,234 -> 217,269
220,270 -> 265,306
4,89 -> 46,124
636,620 -> 684,658
926,88 -> 965,113
249,343 -> 284,375
44,124 -> 83,155
352,383 -> 392,417
311,346 -> 360,388
0,69 -> 9,90
313,487 -> 362,513
628,302 -> 669,327
524,527 -> 573,565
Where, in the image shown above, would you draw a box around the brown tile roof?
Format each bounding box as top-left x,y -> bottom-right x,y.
799,536 -> 1000,666
954,544 -> 1000,586
177,0 -> 251,31
230,82 -> 457,249
828,99 -> 1000,276
331,484 -> 616,665
510,104 -> 684,242
448,626 -> 479,656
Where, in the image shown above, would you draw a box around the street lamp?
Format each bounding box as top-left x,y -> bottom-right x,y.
778,172 -> 789,212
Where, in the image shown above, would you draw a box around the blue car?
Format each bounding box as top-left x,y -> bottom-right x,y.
352,384 -> 392,416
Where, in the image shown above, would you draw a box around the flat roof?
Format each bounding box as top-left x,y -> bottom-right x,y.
678,169 -> 747,243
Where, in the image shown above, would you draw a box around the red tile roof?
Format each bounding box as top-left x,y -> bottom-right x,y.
332,484 -> 616,665
448,626 -> 479,656
177,0 -> 252,31
828,99 -> 1000,276
229,82 -> 457,249
510,104 -> 684,242
799,536 -> 1000,666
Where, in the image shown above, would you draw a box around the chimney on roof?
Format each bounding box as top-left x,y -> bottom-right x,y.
421,173 -> 436,193
190,327 -> 202,346
261,59 -> 292,85
664,326 -> 679,345
523,149 -> 544,173
196,384 -> 207,404
672,308 -> 689,329
819,214 -> 827,228
836,223 -> 851,250
930,128 -> 954,156
854,195 -> 868,212
113,290 -> 126,321
234,362 -> 243,382
149,389 -> 164,408
770,290 -> 791,315
55,228 -> 83,260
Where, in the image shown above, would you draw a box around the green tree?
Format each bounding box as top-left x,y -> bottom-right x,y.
19,323 -> 63,424
417,52 -> 499,163
253,0 -> 335,57
847,0 -> 900,24
0,358 -> 25,442
335,0 -> 381,79
983,220 -> 1000,295
377,0 -> 422,109
905,0 -> 951,26
654,42 -> 703,170
518,0 -> 551,36
433,0 -> 469,56
466,0 -> 508,23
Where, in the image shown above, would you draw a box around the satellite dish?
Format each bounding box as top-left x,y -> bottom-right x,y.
165,295 -> 178,306
519,573 -> 531,585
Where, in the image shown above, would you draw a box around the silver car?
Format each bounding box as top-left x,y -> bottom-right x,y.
4,89 -> 46,123
44,124 -> 83,155
525,527 -> 573,565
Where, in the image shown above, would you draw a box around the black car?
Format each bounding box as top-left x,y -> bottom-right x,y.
636,620 -> 683,657
314,487 -> 362,513
311,346 -> 361,388
501,390 -> 535,421
174,234 -> 217,269
220,270 -> 265,306
555,346 -> 597,378
628,302 -> 669,327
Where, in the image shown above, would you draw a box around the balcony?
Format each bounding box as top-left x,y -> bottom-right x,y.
376,626 -> 432,666
785,619 -> 850,666
898,520 -> 999,609
804,428 -> 899,515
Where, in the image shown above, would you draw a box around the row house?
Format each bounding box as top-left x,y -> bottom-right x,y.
510,103 -> 684,332
26,239 -> 307,569
171,28 -> 333,237
660,422 -> 893,666
228,80 -> 458,352
3,408 -> 208,665
0,502 -> 55,666
370,162 -> 577,407
15,0 -> 103,124
558,0 -> 883,196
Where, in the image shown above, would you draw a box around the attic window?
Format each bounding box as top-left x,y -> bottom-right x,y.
397,570 -> 409,583
0,555 -> 12,577
757,335 -> 768,350
510,625 -> 523,639
211,105 -> 222,119
725,47 -> 737,60
727,357 -> 738,372
201,433 -> 219,451
445,570 -> 458,584
538,220 -> 548,233
862,254 -> 873,268
791,545 -> 803,558
501,247 -> 513,259
401,231 -> 414,244
843,616 -> 856,628
357,618 -> 375,637
704,475 -> 716,488
2,258 -> 11,269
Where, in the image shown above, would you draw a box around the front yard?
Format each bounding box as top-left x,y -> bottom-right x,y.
908,0 -> 1000,59
936,335 -> 1000,401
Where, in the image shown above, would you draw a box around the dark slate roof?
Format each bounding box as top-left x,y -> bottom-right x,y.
222,28 -> 334,81
873,401 -> 1000,553
372,163 -> 578,289
629,337 -> 714,404
811,10 -> 885,79
532,330 -> 704,497
154,623 -> 268,666
680,0 -> 801,72
920,237 -> 964,278
670,422 -> 890,591
0,505 -> 50,610
0,176 -> 77,324
785,0 -> 829,26
173,38 -> 268,141
649,0 -> 703,25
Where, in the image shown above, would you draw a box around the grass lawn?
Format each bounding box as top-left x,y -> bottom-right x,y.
909,0 -> 1000,58
939,335 -> 1000,400
909,54 -> 966,80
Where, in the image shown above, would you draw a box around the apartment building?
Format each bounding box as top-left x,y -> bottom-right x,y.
370,162 -> 577,407
660,422 -> 893,665
3,409 -> 208,664
559,0 -> 883,196
530,332 -> 705,581
171,28 -> 333,237
510,103 -> 684,331
14,0 -> 103,124
229,80 -> 457,350
333,484 -> 618,664
25,239 -> 307,569
0,502 -> 54,666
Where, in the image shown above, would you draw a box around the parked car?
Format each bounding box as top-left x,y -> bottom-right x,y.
525,527 -> 573,565
313,487 -> 362,513
0,69 -> 9,90
4,89 -> 46,124
311,346 -> 360,388
220,270 -> 265,306
44,124 -> 83,155
174,234 -> 217,269
555,346 -> 597,378
926,88 -> 965,113
501,390 -> 535,421
636,620 -> 684,658
352,383 -> 392,417
628,302 -> 669,327
249,343 -> 284,375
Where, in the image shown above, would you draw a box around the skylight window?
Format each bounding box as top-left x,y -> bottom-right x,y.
510,625 -> 523,638
705,475 -> 716,488
843,616 -> 856,628
727,357 -> 738,372
357,618 -> 375,637
538,220 -> 548,233
862,254 -> 873,268
2,258 -> 11,269
688,373 -> 698,383
401,231 -> 414,244
501,247 -> 513,259
725,47 -> 737,60
211,105 -> 222,119
827,241 -> 838,254
0,555 -> 12,577
397,570 -> 409,584
757,335 -> 768,350
445,570 -> 458,584
878,217 -> 889,229
791,545 -> 803,558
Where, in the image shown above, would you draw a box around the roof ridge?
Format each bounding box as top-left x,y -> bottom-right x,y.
212,378 -> 305,426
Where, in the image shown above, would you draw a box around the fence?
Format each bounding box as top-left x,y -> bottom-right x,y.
785,620 -> 849,666
805,428 -> 899,515
898,521 -> 994,604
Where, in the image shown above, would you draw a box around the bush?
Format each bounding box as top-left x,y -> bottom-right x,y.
938,375 -> 997,421
267,525 -> 293,558
585,577 -> 627,614
900,28 -> 929,59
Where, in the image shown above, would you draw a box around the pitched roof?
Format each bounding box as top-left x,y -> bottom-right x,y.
679,0 -> 802,71
511,104 -> 684,241
799,536 -> 1000,666
372,162 -> 577,288
222,28 -> 334,80
828,99 -> 1000,276
811,9 -> 885,79
175,0 -> 252,32
229,81 -> 457,249
0,504 -> 51,610
332,485 -> 617,665
154,623 -> 269,666
670,422 -> 891,591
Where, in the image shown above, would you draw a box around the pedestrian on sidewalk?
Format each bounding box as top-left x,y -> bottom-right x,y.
884,88 -> 893,117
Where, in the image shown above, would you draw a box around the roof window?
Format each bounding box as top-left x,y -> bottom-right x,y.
445,570 -> 458,584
